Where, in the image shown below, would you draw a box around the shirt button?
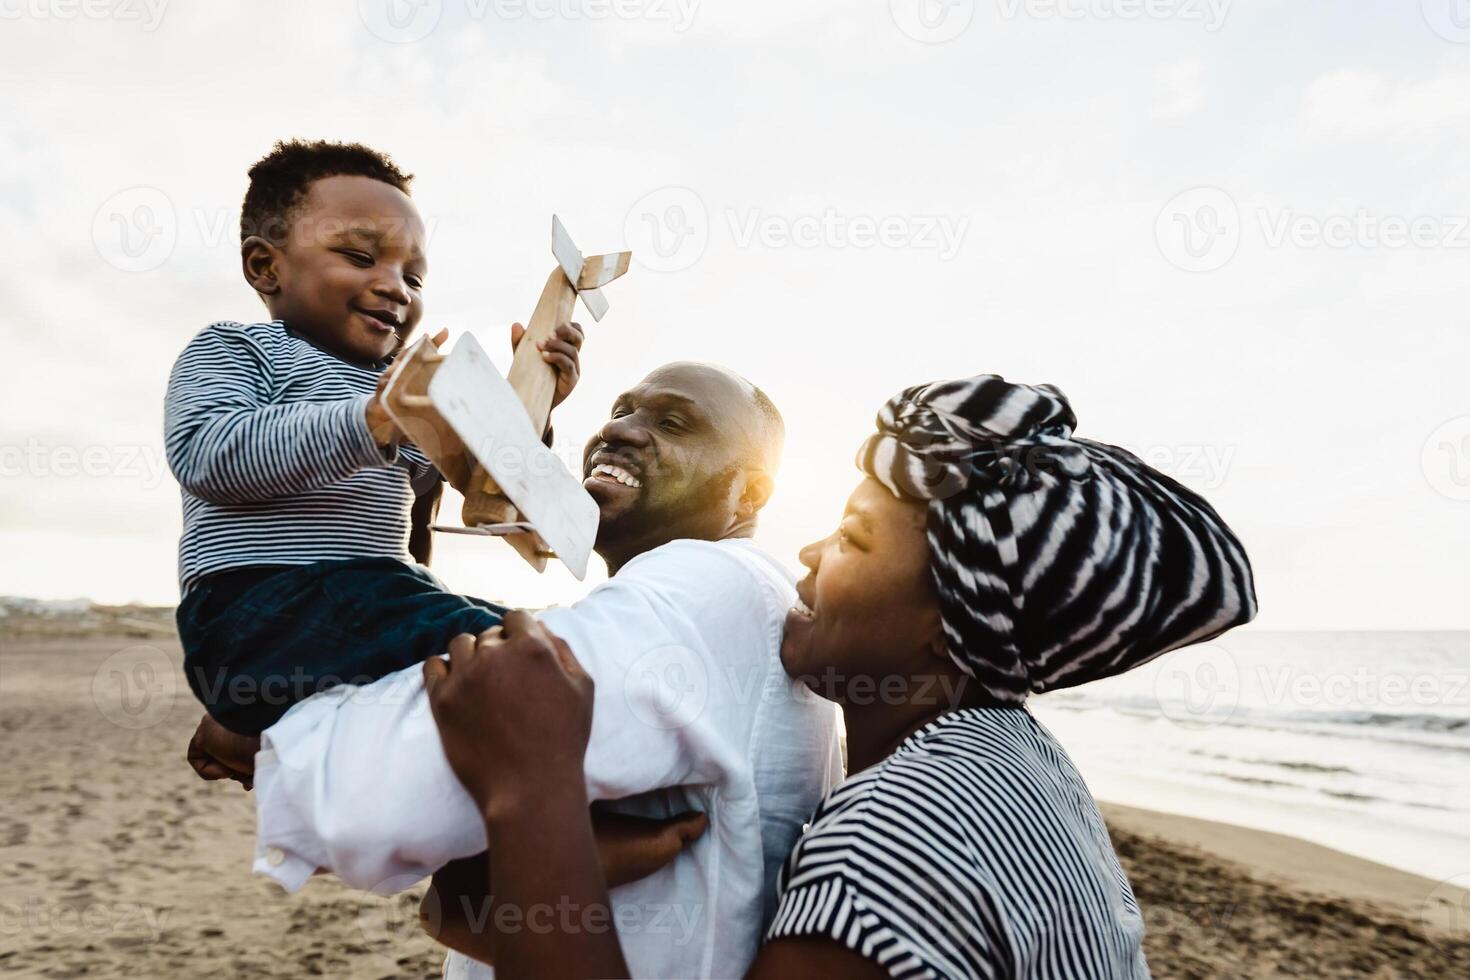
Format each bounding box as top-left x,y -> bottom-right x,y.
265,846 -> 286,868
801,822 -> 811,834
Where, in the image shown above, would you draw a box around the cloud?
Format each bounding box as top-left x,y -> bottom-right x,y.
1152,59 -> 1206,120
1299,66 -> 1470,146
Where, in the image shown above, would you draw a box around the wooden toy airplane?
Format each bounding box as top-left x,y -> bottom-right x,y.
378,216 -> 632,579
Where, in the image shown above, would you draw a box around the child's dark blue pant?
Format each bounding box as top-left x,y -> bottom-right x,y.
176,557 -> 506,734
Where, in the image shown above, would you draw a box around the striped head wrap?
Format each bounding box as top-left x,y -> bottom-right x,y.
856,375 -> 1257,703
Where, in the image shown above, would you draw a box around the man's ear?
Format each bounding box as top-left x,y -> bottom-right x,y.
737,469 -> 775,521
241,235 -> 282,297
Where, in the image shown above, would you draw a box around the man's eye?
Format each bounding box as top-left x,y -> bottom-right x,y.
340,250 -> 373,266
406,275 -> 424,290
659,417 -> 685,432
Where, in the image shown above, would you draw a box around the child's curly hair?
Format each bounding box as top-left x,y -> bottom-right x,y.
240,139 -> 413,245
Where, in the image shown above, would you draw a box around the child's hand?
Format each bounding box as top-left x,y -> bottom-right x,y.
365,371 -> 401,448
186,715 -> 260,790
591,808 -> 709,887
511,321 -> 585,409
367,328 -> 448,448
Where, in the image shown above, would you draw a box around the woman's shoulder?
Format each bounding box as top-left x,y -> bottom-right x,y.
802,708 -> 1103,862
774,707 -> 1144,978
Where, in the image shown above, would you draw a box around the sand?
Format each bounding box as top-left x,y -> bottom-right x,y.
2,627 -> 1466,978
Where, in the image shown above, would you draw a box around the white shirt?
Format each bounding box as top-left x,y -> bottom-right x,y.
250,537 -> 844,979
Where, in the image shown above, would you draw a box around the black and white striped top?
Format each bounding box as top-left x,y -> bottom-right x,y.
164,320 -> 430,595
768,707 -> 1149,979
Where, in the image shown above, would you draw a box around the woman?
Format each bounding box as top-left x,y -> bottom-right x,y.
424,374 -> 1257,979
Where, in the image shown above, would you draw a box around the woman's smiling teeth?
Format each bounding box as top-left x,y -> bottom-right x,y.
589,463 -> 642,488
792,597 -> 815,619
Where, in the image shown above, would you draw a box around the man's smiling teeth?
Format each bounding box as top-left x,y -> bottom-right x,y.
589,463 -> 642,488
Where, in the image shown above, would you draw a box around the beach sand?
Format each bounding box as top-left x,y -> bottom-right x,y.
1,627 -> 1465,978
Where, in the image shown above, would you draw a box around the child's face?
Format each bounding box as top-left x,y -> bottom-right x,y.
244,174 -> 428,365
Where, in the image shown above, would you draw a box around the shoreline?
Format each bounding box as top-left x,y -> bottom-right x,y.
2,633 -> 1466,977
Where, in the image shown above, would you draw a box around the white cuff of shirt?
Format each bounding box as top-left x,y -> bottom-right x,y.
251,747 -> 317,892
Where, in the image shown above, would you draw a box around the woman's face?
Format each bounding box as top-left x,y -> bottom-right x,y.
781,477 -> 946,700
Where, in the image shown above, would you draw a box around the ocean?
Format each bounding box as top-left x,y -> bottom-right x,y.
1028,631 -> 1470,882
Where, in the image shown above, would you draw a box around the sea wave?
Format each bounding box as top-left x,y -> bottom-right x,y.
1042,692 -> 1470,751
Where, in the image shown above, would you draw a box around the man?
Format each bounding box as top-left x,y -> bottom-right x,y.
192,361 -> 844,979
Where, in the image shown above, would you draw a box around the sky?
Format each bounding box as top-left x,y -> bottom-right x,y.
0,0 -> 1466,629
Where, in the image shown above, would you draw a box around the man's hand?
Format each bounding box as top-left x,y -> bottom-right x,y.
511,321 -> 585,410
423,610 -> 594,820
186,715 -> 261,790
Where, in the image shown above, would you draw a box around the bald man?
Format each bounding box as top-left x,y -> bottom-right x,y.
226,362 -> 844,979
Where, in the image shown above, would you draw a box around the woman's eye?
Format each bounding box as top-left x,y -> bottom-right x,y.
341,250 -> 373,266
406,275 -> 424,290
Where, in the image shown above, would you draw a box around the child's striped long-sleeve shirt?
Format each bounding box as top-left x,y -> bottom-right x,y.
164,320 -> 431,595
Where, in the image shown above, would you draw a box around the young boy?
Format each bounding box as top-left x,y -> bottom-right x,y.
165,140 -> 585,734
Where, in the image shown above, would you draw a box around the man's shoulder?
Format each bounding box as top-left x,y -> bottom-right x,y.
622,538 -> 795,599
584,538 -> 794,652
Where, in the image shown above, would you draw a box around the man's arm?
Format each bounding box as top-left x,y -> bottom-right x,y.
408,472 -> 443,565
